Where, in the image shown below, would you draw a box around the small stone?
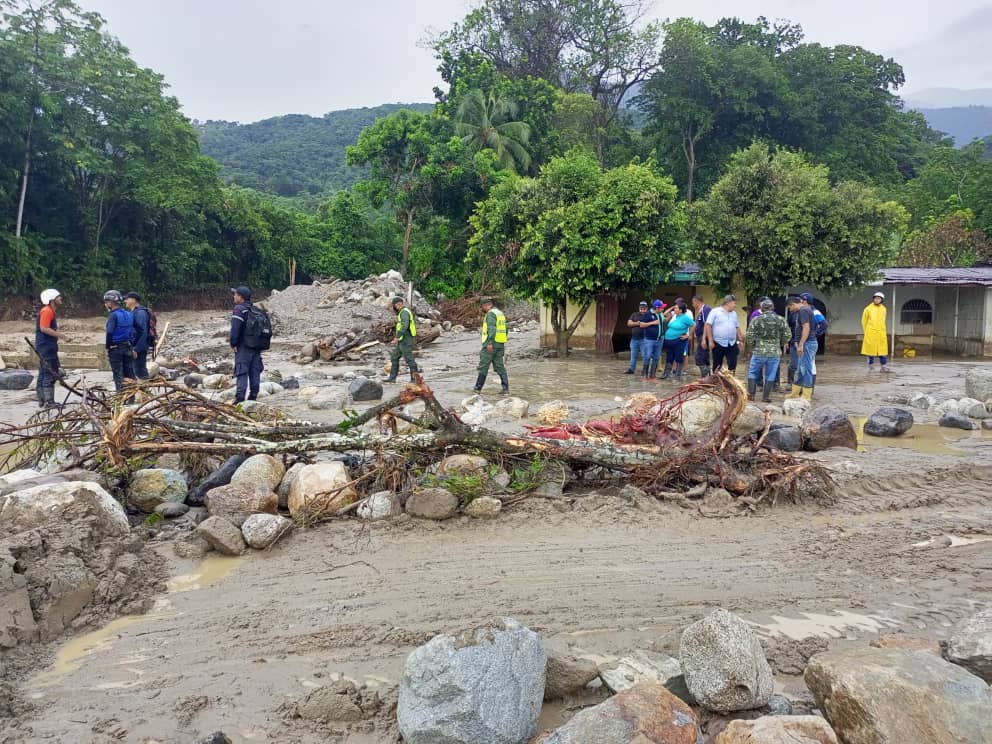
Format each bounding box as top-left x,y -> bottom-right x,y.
281,377 -> 300,390
957,397 -> 990,420
195,733 -> 233,744
155,502 -> 189,519
939,412 -> 976,431
348,375 -> 383,401
863,407 -> 914,437
405,488 -> 459,520
782,398 -> 811,419
680,608 -> 773,712
765,424 -> 802,452
983,419 -> 992,430
715,716 -> 839,743
202,373 -> 229,390
196,516 -> 247,556
599,650 -> 693,704
174,535 -> 213,559
909,392 -> 936,409
358,491 -> 401,520
943,606 -> 992,682
299,679 -> 366,722
230,454 -> 285,492
464,496 -> 502,519
437,454 -> 490,476
544,647 -> 599,700
128,468 -> 188,513
241,513 -> 293,550
492,396 -> 530,420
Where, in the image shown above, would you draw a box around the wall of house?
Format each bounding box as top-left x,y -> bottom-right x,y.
539,298 -> 599,350
933,286 -> 991,357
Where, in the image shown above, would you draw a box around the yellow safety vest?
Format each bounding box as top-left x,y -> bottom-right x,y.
481,308 -> 508,344
396,307 -> 416,337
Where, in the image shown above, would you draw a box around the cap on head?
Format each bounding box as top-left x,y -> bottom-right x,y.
873,292 -> 885,299
799,292 -> 815,304
480,296 -> 494,305
787,295 -> 802,305
40,288 -> 61,305
124,291 -> 141,302
231,286 -> 252,300
391,296 -> 405,306
722,294 -> 737,305
638,300 -> 648,307
760,299 -> 775,311
102,289 -> 123,304
652,299 -> 665,309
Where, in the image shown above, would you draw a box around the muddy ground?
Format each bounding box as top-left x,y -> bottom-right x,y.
1,308 -> 991,743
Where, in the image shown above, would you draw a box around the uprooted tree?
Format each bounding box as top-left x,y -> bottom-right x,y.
468,149 -> 686,357
0,371 -> 832,516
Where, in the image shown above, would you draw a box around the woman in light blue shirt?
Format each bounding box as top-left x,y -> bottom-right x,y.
660,300 -> 694,380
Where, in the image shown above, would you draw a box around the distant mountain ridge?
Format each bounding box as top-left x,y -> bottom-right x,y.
916,106 -> 992,147
195,103 -> 434,203
903,87 -> 992,109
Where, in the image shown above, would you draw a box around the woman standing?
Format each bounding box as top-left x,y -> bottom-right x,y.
861,292 -> 890,373
660,301 -> 694,380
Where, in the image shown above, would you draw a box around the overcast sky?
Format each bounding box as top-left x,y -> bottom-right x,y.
77,0 -> 992,122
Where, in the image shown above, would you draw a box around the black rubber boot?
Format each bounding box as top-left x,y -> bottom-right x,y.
385,359 -> 400,383
698,365 -> 711,378
674,363 -> 684,379
498,372 -> 509,395
762,381 -> 774,403
659,364 -> 672,380
473,374 -> 486,393
747,378 -> 758,400
648,359 -> 658,378
787,367 -> 796,386
38,385 -> 56,409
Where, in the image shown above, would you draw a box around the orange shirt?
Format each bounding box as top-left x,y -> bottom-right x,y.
39,306 -> 56,329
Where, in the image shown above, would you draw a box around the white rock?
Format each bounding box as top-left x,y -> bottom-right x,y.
202,373 -> 229,390
0,469 -> 43,487
230,454 -> 285,492
288,462 -> 357,518
464,496 -> 502,519
146,361 -> 161,377
909,392 -> 937,409
259,381 -> 284,396
298,386 -> 320,399
783,398 -> 812,419
731,404 -> 766,435
492,396 -> 530,420
357,491 -> 401,520
0,481 -> 129,536
241,513 -> 293,549
384,269 -> 404,282
676,394 -> 725,435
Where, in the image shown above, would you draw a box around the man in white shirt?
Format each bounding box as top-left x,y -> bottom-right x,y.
703,294 -> 745,374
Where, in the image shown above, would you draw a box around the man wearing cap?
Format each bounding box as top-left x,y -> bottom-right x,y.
124,292 -> 152,379
35,288 -> 67,408
746,299 -> 791,402
386,296 -> 419,383
703,295 -> 745,374
785,295 -> 815,398
230,286 -> 263,403
475,297 -> 509,394
691,295 -> 712,377
625,300 -> 654,375
861,291 -> 889,372
644,299 -> 666,378
103,290 -> 135,392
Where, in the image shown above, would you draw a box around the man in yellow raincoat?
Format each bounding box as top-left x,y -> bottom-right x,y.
861,292 -> 890,372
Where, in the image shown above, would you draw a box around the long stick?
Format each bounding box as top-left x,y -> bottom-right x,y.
24,337 -> 83,399
154,320 -> 170,360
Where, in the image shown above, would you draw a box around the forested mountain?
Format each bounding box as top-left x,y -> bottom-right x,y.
916,106 -> 992,147
195,104 -> 433,201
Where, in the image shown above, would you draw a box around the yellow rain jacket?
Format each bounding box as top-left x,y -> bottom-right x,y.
861,302 -> 888,357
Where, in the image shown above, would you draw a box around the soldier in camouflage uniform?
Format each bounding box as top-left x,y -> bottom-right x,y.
745,298 -> 791,402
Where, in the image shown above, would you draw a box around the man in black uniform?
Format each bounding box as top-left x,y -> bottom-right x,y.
230,286 -> 263,403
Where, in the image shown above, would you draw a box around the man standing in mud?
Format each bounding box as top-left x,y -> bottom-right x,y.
386,296 -> 419,383
35,288 -> 67,408
474,297 -> 509,394
786,295 -> 816,399
230,286 -> 264,404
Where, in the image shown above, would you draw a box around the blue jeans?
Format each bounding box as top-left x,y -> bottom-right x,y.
641,339 -> 659,373
748,355 -> 780,384
797,339 -> 818,388
628,338 -> 645,372
866,355 -> 888,366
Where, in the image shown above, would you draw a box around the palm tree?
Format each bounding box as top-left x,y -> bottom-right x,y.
454,90 -> 532,173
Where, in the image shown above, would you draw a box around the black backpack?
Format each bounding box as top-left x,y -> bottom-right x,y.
242,306 -> 272,350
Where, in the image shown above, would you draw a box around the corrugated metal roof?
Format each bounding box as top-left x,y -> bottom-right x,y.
882,267 -> 992,286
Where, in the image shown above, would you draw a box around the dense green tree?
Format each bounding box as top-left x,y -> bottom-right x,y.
895,142 -> 992,235
692,143 -> 908,299
469,150 -> 685,355
454,89 -> 532,172
896,210 -> 992,267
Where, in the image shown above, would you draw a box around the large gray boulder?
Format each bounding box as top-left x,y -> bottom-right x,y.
599,650 -> 694,704
943,607 -> 992,683
765,424 -> 802,452
958,397 -> 991,420
241,513 -> 293,550
544,647 -> 598,701
538,682 -> 700,744
965,367 -> 992,403
0,369 -> 33,390
863,407 -> 914,437
676,394 -> 724,436
348,375 -> 383,402
128,468 -> 188,513
398,618 -> 546,744
406,487 -> 459,520
196,516 -> 247,556
0,481 -> 129,536
680,608 -> 773,712
805,646 -> 992,744
939,412 -> 976,431
801,406 -> 857,451
715,716 -> 839,743
229,454 -> 285,493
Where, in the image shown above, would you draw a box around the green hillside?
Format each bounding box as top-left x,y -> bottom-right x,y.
917,106 -> 992,147
195,103 -> 434,203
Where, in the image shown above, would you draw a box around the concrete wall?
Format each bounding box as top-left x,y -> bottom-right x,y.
539,299 -> 599,350
932,286 -> 991,357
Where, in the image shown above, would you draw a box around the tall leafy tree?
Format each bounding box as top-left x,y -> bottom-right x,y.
469,150 -> 685,356
691,143 -> 908,299
454,89 -> 532,172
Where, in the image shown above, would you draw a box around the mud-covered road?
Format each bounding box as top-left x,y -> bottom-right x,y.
2,313 -> 991,743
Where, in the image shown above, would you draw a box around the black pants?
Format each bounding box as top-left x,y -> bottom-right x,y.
36,350 -> 60,389
108,344 -> 134,391
694,340 -> 710,370
234,348 -> 263,402
711,343 -> 740,372
133,349 -> 149,379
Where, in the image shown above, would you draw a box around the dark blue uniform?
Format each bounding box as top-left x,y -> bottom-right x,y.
231,301 -> 263,403
130,306 -> 151,379
106,307 -> 134,391
35,310 -> 60,401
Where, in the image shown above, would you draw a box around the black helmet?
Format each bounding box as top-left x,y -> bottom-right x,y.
103,290 -> 123,303
391,296 -> 405,306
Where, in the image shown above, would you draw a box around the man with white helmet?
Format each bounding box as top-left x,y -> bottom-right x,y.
35,288 -> 66,408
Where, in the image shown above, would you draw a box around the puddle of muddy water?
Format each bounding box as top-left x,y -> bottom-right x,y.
850,416 -> 988,455
913,533 -> 992,548
754,610 -> 900,640
31,554 -> 246,689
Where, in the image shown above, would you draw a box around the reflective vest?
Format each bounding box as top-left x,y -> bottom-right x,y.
481,308 -> 508,344
396,307 -> 417,337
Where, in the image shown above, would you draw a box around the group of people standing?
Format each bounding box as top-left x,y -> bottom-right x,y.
34,287 -> 155,407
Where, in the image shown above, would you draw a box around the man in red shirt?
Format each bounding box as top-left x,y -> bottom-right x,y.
35,288 -> 67,408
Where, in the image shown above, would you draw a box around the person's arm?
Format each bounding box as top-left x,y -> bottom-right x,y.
38,309 -> 65,340
798,317 -> 811,352
484,310 -> 497,349
736,317 -> 745,345
861,305 -> 870,333
105,314 -> 116,349
626,314 -> 638,328
780,319 -> 791,353
703,313 -> 715,348
395,309 -> 410,340
133,309 -> 149,352
230,307 -> 244,350
745,318 -> 756,348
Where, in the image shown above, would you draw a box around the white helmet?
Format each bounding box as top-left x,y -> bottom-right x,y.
40,288 -> 61,305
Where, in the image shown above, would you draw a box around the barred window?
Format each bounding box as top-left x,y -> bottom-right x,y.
900,299 -> 933,325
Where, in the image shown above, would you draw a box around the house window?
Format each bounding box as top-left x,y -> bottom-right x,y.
900,299 -> 933,325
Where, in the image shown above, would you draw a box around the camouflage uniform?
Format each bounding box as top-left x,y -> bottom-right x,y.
745,312 -> 790,401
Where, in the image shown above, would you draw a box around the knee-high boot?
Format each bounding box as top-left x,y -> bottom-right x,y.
473,373 -> 486,392
746,378 -> 757,401
761,381 -> 774,402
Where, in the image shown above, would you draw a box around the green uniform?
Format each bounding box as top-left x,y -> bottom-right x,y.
475,307 -> 509,392
746,312 -> 790,357
388,306 -> 419,381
